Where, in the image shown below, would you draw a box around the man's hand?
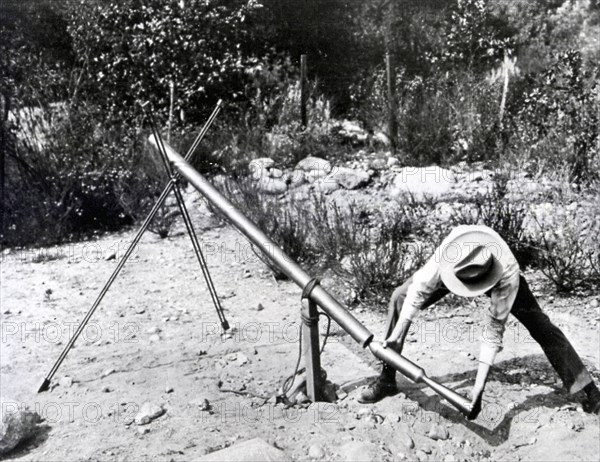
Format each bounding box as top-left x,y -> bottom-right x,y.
382,337 -> 402,352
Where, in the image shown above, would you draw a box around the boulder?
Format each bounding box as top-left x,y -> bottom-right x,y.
390,166 -> 456,201
249,158 -> 275,181
249,157 -> 275,171
0,401 -> 41,455
267,168 -> 284,179
326,167 -> 371,190
296,156 -> 332,176
312,178 -> 340,194
283,170 -> 307,187
256,177 -> 288,195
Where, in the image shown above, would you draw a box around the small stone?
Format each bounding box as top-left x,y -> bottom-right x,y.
101,368 -> 115,378
197,399 -> 211,411
105,251 -> 117,261
134,307 -> 146,314
134,402 -> 165,425
397,452 -> 407,460
415,449 -> 428,461
528,436 -> 537,445
365,414 -> 385,425
102,386 -> 111,393
146,326 -> 161,335
60,376 -> 73,388
428,423 -> 449,441
398,433 -> 414,450
387,157 -> 399,168
444,455 -> 456,462
464,317 -> 474,325
235,353 -> 249,366
137,427 -> 150,435
149,334 -> 161,342
165,386 -> 174,394
256,303 -> 265,311
591,299 -> 599,308
308,444 -> 325,459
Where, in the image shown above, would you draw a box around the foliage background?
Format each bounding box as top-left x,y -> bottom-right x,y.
1,0 -> 599,294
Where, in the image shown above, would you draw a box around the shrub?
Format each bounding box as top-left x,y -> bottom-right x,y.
508,50 -> 599,182
3,103 -> 165,247
216,176 -> 319,279
449,173 -> 538,268
529,185 -> 600,292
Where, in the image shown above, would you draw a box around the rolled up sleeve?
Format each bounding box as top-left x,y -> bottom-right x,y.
399,256 -> 442,323
478,273 -> 520,365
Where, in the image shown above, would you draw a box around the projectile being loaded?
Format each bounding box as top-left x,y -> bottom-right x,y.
148,135 -> 473,418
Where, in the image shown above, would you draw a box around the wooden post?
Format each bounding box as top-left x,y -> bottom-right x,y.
301,298 -> 322,401
300,54 -> 308,128
386,51 -> 398,154
167,80 -> 175,142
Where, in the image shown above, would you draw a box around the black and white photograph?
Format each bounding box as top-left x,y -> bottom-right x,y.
1,1 -> 599,461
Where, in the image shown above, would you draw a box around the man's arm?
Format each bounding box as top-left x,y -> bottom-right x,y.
384,318 -> 412,354
383,256 -> 441,351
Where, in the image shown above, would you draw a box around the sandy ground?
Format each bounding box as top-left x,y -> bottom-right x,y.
1,190 -> 599,461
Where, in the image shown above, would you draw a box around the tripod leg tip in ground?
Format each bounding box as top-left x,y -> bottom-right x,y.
37,378 -> 50,393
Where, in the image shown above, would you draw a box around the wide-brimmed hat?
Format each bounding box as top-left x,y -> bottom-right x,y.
438,226 -> 513,297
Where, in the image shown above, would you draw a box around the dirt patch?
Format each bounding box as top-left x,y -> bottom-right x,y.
1,192 -> 598,461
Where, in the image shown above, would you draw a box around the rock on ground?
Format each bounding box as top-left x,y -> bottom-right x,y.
255,177 -> 288,195
296,156 -> 332,177
428,423 -> 449,440
337,441 -> 383,461
326,167 -> 371,190
0,401 -> 41,455
390,166 -> 456,201
134,402 -> 165,425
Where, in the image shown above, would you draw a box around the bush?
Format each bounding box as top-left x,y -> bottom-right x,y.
528,185 -> 600,292
3,103 -> 165,247
508,50 -> 599,182
449,173 -> 538,268
217,176 -> 319,279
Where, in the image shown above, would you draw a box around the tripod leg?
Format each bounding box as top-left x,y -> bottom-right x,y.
38,181 -> 176,392
172,182 -> 229,330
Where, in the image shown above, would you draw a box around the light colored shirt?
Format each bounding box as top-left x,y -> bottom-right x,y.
398,226 -> 521,366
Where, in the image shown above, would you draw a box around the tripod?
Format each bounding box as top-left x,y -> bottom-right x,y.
38,101 -> 229,393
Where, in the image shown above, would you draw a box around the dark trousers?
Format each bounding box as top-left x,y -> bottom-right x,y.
384,275 -> 592,394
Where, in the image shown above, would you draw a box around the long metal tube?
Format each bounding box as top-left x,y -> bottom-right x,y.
148,135 -> 374,347
151,137 -> 474,417
368,342 -> 472,415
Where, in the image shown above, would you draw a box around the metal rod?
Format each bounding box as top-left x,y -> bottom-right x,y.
37,102 -> 223,393
148,109 -> 229,329
37,182 -> 174,393
302,298 -> 322,401
151,137 -> 473,417
148,136 -> 374,348
368,341 -> 471,416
